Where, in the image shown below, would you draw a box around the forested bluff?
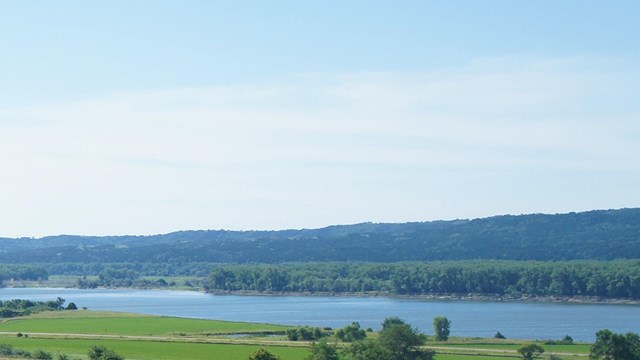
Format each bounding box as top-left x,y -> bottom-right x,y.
2,208 -> 640,300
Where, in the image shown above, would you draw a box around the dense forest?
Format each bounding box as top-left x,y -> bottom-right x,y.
2,208 -> 640,263
204,261 -> 640,299
3,208 -> 640,300
0,264 -> 48,282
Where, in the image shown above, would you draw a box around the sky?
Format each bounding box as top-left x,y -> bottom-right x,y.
1,1 -> 639,237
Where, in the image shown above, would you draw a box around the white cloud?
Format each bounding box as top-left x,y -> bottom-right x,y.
1,56 -> 639,237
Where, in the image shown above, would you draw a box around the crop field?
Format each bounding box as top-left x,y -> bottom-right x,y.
0,311 -> 592,360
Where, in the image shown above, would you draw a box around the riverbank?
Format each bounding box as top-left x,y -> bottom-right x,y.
204,289 -> 640,305
6,278 -> 640,305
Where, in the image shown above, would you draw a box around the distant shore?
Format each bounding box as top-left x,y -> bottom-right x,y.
7,280 -> 640,305
205,289 -> 640,305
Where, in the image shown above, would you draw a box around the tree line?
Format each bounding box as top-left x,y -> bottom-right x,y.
204,260 -> 640,299
0,264 -> 48,282
252,317 -> 435,360
0,297 -> 76,318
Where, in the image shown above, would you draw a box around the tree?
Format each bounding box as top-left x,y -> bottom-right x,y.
55,297 -> 66,310
335,322 -> 367,342
66,302 -> 78,310
494,331 -> 506,339
88,346 -> 124,360
342,340 -> 393,360
249,348 -> 281,360
590,329 -> 640,360
381,317 -> 405,330
433,316 -> 451,341
562,335 -> 573,344
517,343 -> 545,360
306,339 -> 339,360
378,318 -> 434,360
287,326 -> 326,341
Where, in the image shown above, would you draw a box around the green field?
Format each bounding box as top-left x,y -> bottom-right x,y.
0,311 -> 592,360
0,310 -> 288,336
0,337 -> 309,360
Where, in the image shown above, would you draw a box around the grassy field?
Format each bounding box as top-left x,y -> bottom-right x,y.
0,310 -> 288,336
0,311 -> 592,360
0,337 -> 309,360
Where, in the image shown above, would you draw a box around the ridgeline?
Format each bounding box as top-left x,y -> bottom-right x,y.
2,208 -> 639,263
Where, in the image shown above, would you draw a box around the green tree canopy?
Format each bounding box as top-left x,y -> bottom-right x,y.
88,346 -> 124,360
378,317 -> 433,360
517,343 -> 545,360
590,329 -> 640,360
306,339 -> 339,360
433,316 -> 451,341
342,340 -> 393,360
335,322 -> 367,342
249,348 -> 281,360
381,317 -> 406,330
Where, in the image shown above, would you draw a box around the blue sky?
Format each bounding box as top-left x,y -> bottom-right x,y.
1,1 -> 639,237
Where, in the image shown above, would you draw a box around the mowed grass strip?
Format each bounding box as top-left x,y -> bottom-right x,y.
0,337 -> 309,360
0,311 -> 288,336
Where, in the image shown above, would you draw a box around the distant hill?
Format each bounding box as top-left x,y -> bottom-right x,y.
2,208 -> 640,263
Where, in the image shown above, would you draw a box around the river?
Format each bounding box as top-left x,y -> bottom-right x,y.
1,288 -> 637,342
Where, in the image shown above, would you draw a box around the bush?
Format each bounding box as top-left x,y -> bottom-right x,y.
0,344 -> 15,356
249,348 -> 281,360
494,331 -> 506,339
88,346 -> 124,360
33,349 -> 54,360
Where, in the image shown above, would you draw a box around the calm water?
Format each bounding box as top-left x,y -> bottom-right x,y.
1,288 -> 638,341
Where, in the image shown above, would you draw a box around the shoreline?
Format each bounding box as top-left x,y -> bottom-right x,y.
204,289 -> 640,305
6,282 -> 639,305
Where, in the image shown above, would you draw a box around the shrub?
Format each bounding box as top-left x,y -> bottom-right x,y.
0,344 -> 14,355
249,348 -> 281,360
33,349 -> 54,360
88,346 -> 124,360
